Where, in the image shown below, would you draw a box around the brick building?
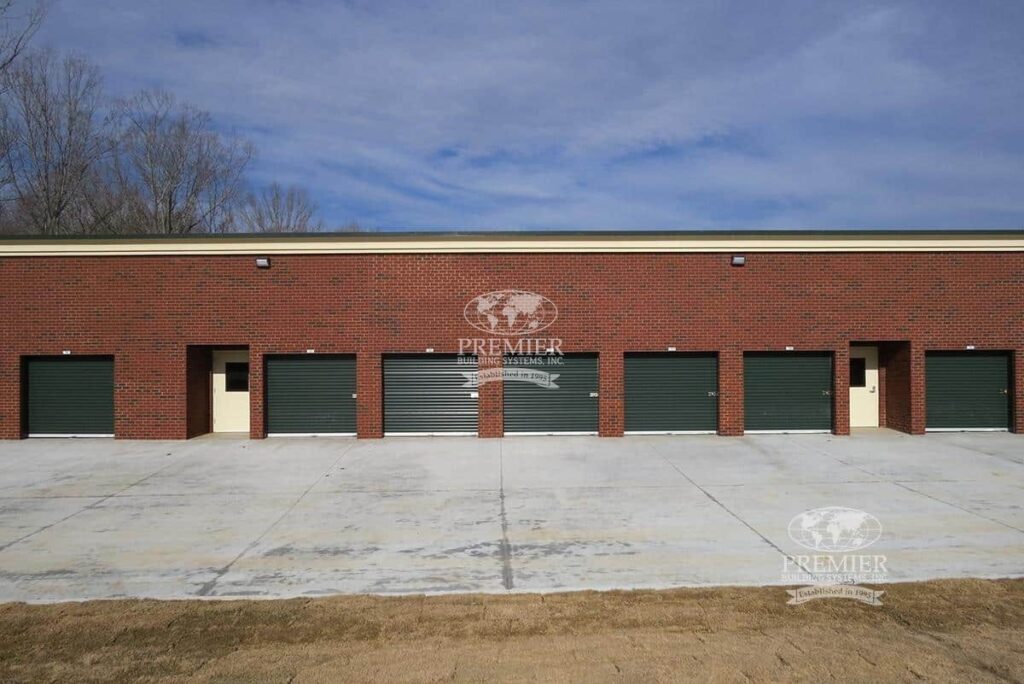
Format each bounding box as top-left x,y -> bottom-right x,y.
1,230 -> 1022,440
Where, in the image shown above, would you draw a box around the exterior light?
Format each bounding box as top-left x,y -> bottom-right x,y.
731,255 -> 746,267
255,256 -> 271,269
667,346 -> 677,352
306,349 -> 316,354
62,350 -> 71,355
966,345 -> 976,350
426,347 -> 435,353
785,346 -> 795,351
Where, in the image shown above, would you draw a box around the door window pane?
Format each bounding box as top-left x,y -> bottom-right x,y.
849,358 -> 866,388
225,362 -> 249,392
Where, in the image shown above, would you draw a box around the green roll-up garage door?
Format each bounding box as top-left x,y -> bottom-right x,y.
625,353 -> 718,432
926,351 -> 1010,430
745,352 -> 833,431
25,356 -> 114,436
265,355 -> 356,434
383,355 -> 478,434
504,354 -> 598,434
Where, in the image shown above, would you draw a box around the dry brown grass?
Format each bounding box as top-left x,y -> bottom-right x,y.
1,579 -> 1023,682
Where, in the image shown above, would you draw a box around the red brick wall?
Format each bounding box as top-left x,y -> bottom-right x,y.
185,347 -> 211,438
1014,350 -> 1024,434
1,252 -> 1022,439
478,354 -> 503,438
880,342 -> 914,433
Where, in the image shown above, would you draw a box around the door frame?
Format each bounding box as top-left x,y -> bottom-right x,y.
211,348 -> 251,434
849,344 -> 880,428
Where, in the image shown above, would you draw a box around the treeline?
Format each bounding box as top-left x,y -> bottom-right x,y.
0,3 -> 350,235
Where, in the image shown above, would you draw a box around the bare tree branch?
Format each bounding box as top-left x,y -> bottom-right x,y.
0,49 -> 108,235
239,182 -> 323,233
112,90 -> 253,234
0,1 -> 46,76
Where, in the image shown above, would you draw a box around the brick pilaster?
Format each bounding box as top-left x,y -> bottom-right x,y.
357,352 -> 383,438
599,350 -> 624,436
833,346 -> 850,436
478,354 -> 503,437
909,342 -> 927,434
719,349 -> 743,436
1013,349 -> 1024,435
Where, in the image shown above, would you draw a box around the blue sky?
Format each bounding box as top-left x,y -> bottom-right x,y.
36,0 -> 1024,230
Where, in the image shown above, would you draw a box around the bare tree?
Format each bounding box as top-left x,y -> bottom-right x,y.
0,0 -> 45,77
0,50 -> 109,235
336,221 -> 367,232
114,90 -> 253,234
239,182 -> 322,233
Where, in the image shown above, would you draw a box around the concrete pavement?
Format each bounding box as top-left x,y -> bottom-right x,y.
0,430 -> 1022,602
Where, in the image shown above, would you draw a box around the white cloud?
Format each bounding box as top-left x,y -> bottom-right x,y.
35,0 -> 1024,228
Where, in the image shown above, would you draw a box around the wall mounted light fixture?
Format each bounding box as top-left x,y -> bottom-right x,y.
731,255 -> 746,267
255,256 -> 271,269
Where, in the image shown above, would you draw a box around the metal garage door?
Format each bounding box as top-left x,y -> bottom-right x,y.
744,352 -> 833,432
926,351 -> 1010,430
625,353 -> 718,433
504,354 -> 598,434
265,355 -> 356,435
25,356 -> 114,436
383,355 -> 478,434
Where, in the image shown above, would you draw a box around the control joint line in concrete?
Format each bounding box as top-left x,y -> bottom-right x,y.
654,447 -> 816,579
196,442 -> 357,597
0,455 -> 186,553
498,441 -> 514,591
795,440 -> 1024,536
893,481 -> 1024,536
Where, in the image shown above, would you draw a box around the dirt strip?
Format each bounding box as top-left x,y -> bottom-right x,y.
1,579 -> 1023,683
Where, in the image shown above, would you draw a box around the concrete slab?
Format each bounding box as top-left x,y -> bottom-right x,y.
0,430 -> 1021,602
212,489 -> 504,597
129,437 -> 349,496
0,439 -> 184,498
0,493 -> 297,601
0,497 -> 101,547
310,437 -> 500,493
653,434 -> 880,486
500,436 -> 683,489
504,485 -> 784,591
704,480 -> 1024,583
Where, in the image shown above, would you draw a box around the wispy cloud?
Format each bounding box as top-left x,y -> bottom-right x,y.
37,0 -> 1024,229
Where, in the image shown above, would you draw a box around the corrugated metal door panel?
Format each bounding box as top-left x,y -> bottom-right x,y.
26,357 -> 114,435
744,352 -> 833,431
926,351 -> 1010,429
265,355 -> 356,434
625,353 -> 718,432
383,355 -> 478,434
503,354 -> 598,433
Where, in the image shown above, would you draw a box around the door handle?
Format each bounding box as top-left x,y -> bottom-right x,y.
707,391 -> 718,397
1001,389 -> 1009,395
589,392 -> 599,398
822,390 -> 832,397
869,386 -> 876,393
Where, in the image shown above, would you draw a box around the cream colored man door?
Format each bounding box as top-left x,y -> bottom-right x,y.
849,345 -> 879,427
212,350 -> 250,433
